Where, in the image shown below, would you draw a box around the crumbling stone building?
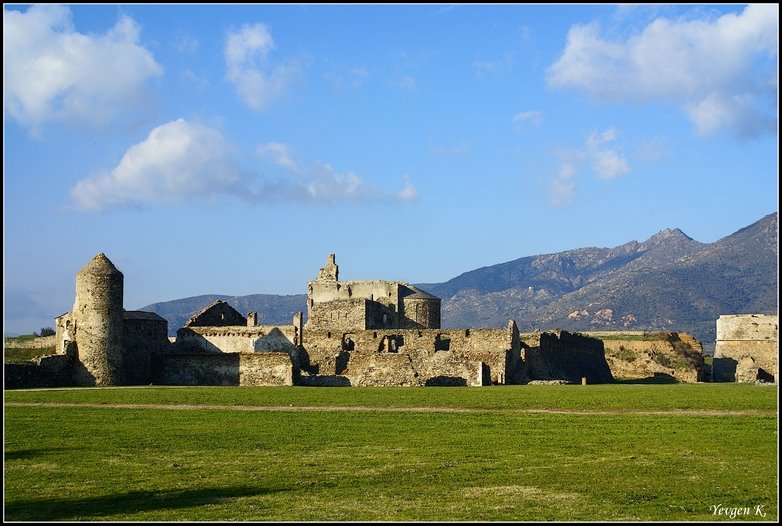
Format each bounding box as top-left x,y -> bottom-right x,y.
713,314 -> 778,383
6,252 -> 615,388
306,253 -> 441,331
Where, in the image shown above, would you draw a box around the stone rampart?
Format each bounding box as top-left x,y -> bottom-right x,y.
522,330 -> 614,384
174,325 -> 297,354
4,354 -> 75,389
156,352 -> 293,386
302,325 -> 519,385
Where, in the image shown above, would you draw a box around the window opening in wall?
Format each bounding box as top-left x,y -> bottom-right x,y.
373,332 -> 377,338
327,331 -> 332,338
382,313 -> 388,325
435,335 -> 451,351
465,329 -> 470,337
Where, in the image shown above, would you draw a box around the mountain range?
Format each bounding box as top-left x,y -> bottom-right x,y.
141,212 -> 778,351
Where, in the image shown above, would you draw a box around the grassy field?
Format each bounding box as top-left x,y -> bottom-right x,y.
4,384 -> 778,521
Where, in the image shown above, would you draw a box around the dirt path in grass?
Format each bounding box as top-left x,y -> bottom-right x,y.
4,402 -> 775,417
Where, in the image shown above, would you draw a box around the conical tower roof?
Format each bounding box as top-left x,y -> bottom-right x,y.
77,252 -> 123,277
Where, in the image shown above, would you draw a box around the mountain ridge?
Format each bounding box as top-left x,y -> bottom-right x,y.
140,213 -> 778,348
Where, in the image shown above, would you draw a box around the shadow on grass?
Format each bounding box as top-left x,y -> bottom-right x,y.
5,447 -> 84,461
5,485 -> 285,521
614,373 -> 679,385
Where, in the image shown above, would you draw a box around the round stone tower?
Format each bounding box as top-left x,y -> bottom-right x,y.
71,252 -> 124,386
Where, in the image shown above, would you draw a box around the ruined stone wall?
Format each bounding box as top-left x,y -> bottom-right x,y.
156,352 -> 293,386
123,316 -> 170,385
55,314 -> 71,355
301,325 -> 520,385
184,301 -> 246,327
309,279 -> 401,305
716,314 -> 778,341
522,331 -> 614,384
400,297 -> 441,329
174,325 -> 297,354
307,280 -> 404,330
4,355 -> 75,389
308,299 -> 371,331
714,314 -> 778,382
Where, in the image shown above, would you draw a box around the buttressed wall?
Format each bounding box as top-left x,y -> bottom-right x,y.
714,314 -> 778,383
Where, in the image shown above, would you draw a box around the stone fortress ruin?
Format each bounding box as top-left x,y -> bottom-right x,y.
5,253 -> 776,388
712,314 -> 778,383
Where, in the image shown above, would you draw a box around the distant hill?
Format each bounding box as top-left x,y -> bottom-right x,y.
140,213 -> 778,348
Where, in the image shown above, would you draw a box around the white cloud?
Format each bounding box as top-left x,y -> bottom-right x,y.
256,142 -> 299,172
512,110 -> 543,129
72,119 -> 420,211
255,149 -> 418,205
549,128 -> 630,205
586,128 -> 629,180
547,4 -> 778,137
224,23 -> 299,110
3,5 -> 162,135
71,119 -> 244,211
591,149 -> 630,180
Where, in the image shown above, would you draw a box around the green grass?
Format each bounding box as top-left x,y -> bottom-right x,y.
4,385 -> 778,521
5,383 -> 777,411
4,347 -> 57,364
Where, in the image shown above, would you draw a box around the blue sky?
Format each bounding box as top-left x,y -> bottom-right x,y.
3,4 -> 778,335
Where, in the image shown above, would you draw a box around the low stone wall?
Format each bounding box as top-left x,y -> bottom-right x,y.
522,331 -> 614,384
4,354 -> 75,389
714,314 -> 777,382
156,352 -> 293,386
175,325 -> 297,354
713,341 -> 777,382
340,350 -> 484,387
